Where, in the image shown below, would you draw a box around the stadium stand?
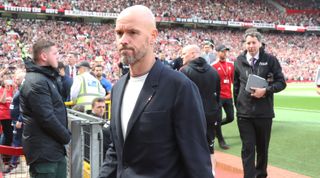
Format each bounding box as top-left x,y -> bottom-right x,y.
0,0 -> 319,25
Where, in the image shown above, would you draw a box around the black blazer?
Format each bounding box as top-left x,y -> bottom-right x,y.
99,60 -> 213,178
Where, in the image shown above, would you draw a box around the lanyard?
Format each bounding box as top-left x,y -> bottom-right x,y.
218,62 -> 229,78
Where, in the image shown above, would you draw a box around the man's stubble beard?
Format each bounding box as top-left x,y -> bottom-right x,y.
120,38 -> 149,65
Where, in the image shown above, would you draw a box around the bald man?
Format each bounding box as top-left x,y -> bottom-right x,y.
181,45 -> 221,154
99,5 -> 214,178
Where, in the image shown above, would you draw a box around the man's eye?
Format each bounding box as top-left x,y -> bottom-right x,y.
116,31 -> 123,37
129,31 -> 137,35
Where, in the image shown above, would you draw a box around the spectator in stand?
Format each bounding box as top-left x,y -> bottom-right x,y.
212,44 -> 235,150
20,39 -> 71,178
0,18 -> 319,83
99,5 -> 214,178
234,29 -> 286,178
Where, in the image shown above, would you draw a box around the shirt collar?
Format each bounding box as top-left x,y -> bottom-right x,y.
246,52 -> 259,64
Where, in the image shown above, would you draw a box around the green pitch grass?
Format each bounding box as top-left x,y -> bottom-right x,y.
216,83 -> 320,177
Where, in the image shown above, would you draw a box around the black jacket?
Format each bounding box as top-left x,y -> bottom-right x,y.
233,48 -> 286,118
20,61 -> 71,165
181,57 -> 220,123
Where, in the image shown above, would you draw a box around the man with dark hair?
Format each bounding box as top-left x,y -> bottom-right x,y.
234,29 -> 286,178
58,62 -> 73,101
93,65 -> 112,99
212,44 -> 234,150
90,97 -> 111,159
91,97 -> 106,118
20,39 -> 71,178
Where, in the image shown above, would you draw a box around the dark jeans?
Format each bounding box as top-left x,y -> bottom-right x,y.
30,157 -> 67,178
0,119 -> 13,146
215,98 -> 234,142
237,117 -> 272,178
10,123 -> 23,165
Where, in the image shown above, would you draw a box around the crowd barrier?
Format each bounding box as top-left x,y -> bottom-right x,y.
0,145 -> 29,177
67,108 -> 106,178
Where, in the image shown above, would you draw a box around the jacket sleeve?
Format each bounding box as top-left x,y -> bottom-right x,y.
27,80 -> 70,144
233,60 -> 240,105
98,130 -> 117,178
173,79 -> 214,178
266,56 -> 286,94
98,88 -> 117,178
216,72 -> 221,105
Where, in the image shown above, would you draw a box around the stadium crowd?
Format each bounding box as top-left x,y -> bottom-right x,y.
277,0 -> 320,10
1,0 -> 319,26
0,18 -> 319,82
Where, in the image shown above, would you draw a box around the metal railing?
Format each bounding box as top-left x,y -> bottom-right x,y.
67,109 -> 105,178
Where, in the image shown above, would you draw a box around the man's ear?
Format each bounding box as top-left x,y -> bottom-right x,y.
150,29 -> 158,44
39,51 -> 48,62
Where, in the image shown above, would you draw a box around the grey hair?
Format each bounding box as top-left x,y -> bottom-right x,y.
244,29 -> 263,42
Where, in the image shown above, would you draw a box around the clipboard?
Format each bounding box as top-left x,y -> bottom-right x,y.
245,74 -> 268,92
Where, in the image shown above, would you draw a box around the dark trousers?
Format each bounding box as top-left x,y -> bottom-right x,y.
215,98 -> 234,142
237,117 -> 272,178
0,119 -> 13,146
10,123 -> 23,165
206,113 -> 218,154
30,157 -> 67,178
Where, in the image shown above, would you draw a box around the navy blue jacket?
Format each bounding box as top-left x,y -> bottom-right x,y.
99,60 -> 213,178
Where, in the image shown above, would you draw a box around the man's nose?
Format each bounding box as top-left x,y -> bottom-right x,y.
119,33 -> 129,45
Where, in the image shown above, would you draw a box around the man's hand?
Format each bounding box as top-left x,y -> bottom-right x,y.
250,87 -> 266,98
16,121 -> 23,129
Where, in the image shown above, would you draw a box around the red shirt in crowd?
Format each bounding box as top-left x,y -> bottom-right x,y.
0,86 -> 14,120
212,60 -> 234,99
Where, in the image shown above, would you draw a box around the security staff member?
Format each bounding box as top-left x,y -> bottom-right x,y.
70,61 -> 105,111
234,29 -> 286,178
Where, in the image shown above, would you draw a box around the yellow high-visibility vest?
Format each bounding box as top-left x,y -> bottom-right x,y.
76,74 -> 104,111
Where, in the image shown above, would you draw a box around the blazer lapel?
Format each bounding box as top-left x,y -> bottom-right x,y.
113,74 -> 129,147
124,60 -> 162,139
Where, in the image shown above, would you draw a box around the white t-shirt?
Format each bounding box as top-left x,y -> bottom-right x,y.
121,73 -> 148,139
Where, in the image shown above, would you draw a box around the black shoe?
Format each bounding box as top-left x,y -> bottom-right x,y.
219,141 -> 230,150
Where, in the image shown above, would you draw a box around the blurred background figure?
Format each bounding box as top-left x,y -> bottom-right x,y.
58,62 -> 73,102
